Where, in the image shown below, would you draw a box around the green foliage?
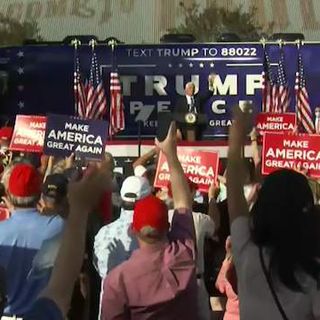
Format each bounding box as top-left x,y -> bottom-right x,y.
0,14 -> 42,46
170,1 -> 273,42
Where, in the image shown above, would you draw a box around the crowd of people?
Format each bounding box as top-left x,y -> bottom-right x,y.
0,105 -> 319,320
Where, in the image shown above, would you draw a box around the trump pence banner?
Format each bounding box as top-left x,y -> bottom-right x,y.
262,132 -> 320,178
154,148 -> 219,192
256,113 -> 296,136
9,115 -> 47,153
43,114 -> 108,159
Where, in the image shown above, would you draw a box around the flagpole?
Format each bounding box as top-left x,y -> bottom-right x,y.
108,39 -> 116,142
89,38 -> 96,51
295,40 -> 301,132
71,38 -> 81,117
108,39 -> 125,145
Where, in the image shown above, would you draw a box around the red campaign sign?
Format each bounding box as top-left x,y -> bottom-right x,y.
262,132 -> 320,178
154,148 -> 219,193
256,112 -> 296,135
9,115 -> 47,153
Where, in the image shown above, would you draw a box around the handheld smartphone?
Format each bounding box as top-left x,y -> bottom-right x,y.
74,153 -> 85,169
157,112 -> 174,142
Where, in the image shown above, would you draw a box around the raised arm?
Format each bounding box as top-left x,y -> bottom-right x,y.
199,74 -> 215,105
208,181 -> 221,236
40,168 -> 110,317
250,128 -> 263,182
156,122 -> 192,210
132,147 -> 158,169
227,105 -> 253,224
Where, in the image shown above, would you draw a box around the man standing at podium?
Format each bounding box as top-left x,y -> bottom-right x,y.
174,75 -> 215,141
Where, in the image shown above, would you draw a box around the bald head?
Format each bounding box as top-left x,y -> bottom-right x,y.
185,82 -> 195,96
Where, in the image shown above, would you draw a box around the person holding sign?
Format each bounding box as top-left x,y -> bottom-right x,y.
101,122 -> 198,320
227,104 -> 320,320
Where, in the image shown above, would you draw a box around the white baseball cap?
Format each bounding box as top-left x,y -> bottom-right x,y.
134,165 -> 148,177
120,176 -> 151,203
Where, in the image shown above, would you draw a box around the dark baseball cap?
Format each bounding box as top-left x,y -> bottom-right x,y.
42,174 -> 68,201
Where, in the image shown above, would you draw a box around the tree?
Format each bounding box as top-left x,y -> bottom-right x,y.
170,1 -> 273,42
0,14 -> 42,46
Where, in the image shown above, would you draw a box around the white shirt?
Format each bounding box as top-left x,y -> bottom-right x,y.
186,95 -> 192,105
216,183 -> 256,206
186,95 -> 196,112
168,210 -> 215,274
231,216 -> 320,320
94,209 -> 138,278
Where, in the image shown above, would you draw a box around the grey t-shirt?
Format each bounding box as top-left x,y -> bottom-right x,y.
231,216 -> 320,320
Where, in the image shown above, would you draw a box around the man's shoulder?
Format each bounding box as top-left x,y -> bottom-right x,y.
42,215 -> 65,239
0,217 -> 15,241
46,215 -> 64,227
175,96 -> 187,106
105,259 -> 128,286
0,216 -> 12,227
95,216 -> 128,240
169,208 -> 195,237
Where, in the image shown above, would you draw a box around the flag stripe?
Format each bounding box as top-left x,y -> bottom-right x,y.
262,50 -> 278,113
74,53 -> 86,118
85,51 -> 108,120
109,71 -> 125,137
295,53 -> 315,134
275,51 -> 290,113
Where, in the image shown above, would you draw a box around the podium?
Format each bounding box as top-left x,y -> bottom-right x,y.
174,113 -> 208,142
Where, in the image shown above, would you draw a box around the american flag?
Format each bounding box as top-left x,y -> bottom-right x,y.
85,50 -> 107,119
275,50 -> 290,113
262,50 -> 277,113
74,50 -> 86,118
109,71 -> 125,137
295,53 -> 315,134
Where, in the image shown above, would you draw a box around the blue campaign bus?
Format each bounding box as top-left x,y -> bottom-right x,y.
1,41 -> 320,139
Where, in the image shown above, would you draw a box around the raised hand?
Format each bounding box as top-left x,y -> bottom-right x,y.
65,153 -> 75,169
250,127 -> 259,142
155,122 -> 177,157
229,104 -> 254,145
208,180 -> 220,200
68,167 -> 111,214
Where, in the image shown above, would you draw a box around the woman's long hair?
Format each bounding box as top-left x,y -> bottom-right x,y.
251,169 -> 320,291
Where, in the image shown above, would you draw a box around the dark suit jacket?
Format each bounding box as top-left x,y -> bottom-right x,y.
174,90 -> 213,115
173,90 -> 213,140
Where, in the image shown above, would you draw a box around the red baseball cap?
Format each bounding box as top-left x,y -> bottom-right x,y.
8,164 -> 41,197
167,178 -> 197,199
133,195 -> 169,233
0,127 -> 13,142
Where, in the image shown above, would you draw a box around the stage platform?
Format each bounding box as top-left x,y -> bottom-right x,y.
106,140 -> 254,159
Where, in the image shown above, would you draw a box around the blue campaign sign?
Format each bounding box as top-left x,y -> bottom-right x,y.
1,43 -> 320,138
43,114 -> 108,159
